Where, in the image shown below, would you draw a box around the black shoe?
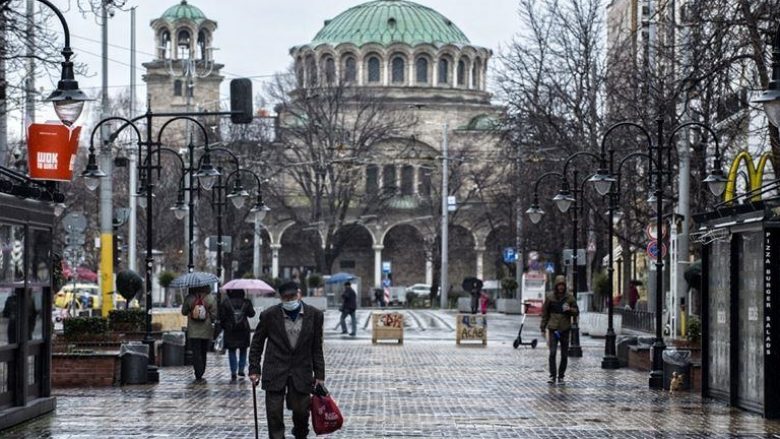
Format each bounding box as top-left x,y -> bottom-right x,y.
557,377 -> 565,385
230,374 -> 237,382
349,333 -> 356,337
340,331 -> 348,335
238,371 -> 246,377
194,378 -> 206,384
547,377 -> 556,384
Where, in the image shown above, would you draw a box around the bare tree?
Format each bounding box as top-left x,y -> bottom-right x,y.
263,71 -> 418,274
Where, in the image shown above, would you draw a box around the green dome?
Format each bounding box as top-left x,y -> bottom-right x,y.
161,1 -> 207,22
310,0 -> 470,47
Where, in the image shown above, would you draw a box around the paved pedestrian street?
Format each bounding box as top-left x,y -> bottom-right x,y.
5,311 -> 780,438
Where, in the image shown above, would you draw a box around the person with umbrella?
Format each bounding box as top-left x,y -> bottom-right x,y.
219,288 -> 256,382
177,272 -> 219,384
339,281 -> 357,337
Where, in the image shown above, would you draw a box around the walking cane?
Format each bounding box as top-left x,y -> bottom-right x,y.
252,381 -> 259,439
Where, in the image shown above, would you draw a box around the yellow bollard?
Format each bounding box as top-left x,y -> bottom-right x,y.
100,233 -> 114,317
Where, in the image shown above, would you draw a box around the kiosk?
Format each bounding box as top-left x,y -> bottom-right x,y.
696,199 -> 780,418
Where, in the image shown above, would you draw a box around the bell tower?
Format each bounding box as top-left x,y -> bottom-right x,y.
142,0 -> 224,145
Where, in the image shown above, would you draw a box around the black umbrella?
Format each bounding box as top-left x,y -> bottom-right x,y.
169,272 -> 219,289
116,270 -> 144,303
461,277 -> 483,291
684,260 -> 702,290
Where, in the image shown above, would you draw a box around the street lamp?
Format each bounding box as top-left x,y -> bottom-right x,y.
251,198 -> 270,222
589,169 -> 617,197
195,154 -> 220,191
553,186 -> 575,213
34,0 -> 90,126
525,201 -> 545,225
227,179 -> 250,209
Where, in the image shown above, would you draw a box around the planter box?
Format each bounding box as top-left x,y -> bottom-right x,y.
496,299 -> 523,314
371,312 -> 403,344
579,312 -> 623,337
53,351 -> 121,387
303,297 -> 327,311
628,345 -> 652,371
456,314 -> 487,346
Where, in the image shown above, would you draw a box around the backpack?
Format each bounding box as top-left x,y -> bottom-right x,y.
190,295 -> 207,321
230,301 -> 247,330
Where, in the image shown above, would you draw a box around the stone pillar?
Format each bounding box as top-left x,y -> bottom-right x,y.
373,245 -> 384,288
475,246 -> 485,280
271,244 -> 282,279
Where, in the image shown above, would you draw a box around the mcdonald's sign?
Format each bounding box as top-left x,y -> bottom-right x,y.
724,151 -> 774,203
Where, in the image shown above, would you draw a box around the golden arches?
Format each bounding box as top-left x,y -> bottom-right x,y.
724,151 -> 773,203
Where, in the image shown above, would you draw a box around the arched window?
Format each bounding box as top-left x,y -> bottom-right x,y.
295,58 -> 305,87
382,165 -> 396,192
365,165 -> 379,196
159,30 -> 171,59
343,56 -> 357,83
324,57 -> 336,84
401,165 -> 414,195
198,31 -> 208,60
438,58 -> 450,85
416,57 -> 429,84
472,59 -> 481,89
173,80 -> 183,96
177,29 -> 191,59
418,167 -> 432,196
305,55 -> 317,86
391,56 -> 405,84
367,56 -> 381,83
457,60 -> 466,86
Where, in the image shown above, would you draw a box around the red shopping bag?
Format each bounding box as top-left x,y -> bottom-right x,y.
311,393 -> 344,435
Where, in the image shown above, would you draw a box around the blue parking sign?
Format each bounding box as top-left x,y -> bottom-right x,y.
503,248 -> 517,263
545,262 -> 555,273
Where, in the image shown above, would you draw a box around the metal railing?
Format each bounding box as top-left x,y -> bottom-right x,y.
615,308 -> 656,333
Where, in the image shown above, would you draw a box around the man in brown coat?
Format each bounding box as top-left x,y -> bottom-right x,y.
540,275 -> 579,385
249,281 -> 325,439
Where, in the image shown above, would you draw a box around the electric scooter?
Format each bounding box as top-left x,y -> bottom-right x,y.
513,302 -> 538,349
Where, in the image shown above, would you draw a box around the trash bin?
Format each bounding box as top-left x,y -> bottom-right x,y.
662,349 -> 692,391
120,342 -> 149,385
162,331 -> 186,367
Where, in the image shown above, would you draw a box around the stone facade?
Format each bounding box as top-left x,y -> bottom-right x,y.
264,1 -> 513,295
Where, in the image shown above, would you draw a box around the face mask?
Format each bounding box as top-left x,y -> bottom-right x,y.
281,300 -> 301,311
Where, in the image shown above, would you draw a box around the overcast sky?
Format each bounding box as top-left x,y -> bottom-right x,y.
16,0 -> 521,132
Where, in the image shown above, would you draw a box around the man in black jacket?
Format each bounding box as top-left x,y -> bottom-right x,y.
339,282 -> 357,336
249,282 -> 325,439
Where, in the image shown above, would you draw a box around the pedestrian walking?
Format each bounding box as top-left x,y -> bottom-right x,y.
470,285 -> 480,314
540,275 -> 579,385
181,285 -> 218,383
249,281 -> 326,439
374,288 -> 384,307
628,280 -> 640,310
339,282 -> 357,336
219,289 -> 256,382
479,290 -> 489,315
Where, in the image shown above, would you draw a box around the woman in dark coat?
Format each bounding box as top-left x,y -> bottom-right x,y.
218,289 -> 256,382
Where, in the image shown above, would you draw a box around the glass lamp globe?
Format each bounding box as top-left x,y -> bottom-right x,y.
525,205 -> 545,224
552,191 -> 574,213
703,170 -> 728,197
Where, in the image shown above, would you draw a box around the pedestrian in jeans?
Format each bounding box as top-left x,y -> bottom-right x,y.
219,289 -> 256,382
339,282 -> 357,336
249,281 -> 325,439
540,275 -> 579,385
181,285 -> 218,384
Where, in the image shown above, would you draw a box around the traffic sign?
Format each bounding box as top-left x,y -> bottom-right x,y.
382,278 -> 391,288
645,223 -> 668,240
447,196 -> 457,212
503,247 -> 517,263
545,262 -> 555,273
382,261 -> 392,273
646,240 -> 668,260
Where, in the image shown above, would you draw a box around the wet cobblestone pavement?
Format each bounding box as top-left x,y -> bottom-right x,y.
5,311 -> 780,438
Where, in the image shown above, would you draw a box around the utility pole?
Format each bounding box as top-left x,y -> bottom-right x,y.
440,123 -> 449,310
253,218 -> 262,277
515,137 -> 524,308
25,0 -> 35,130
99,2 -> 114,317
128,6 -> 137,273
0,4 -> 7,166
